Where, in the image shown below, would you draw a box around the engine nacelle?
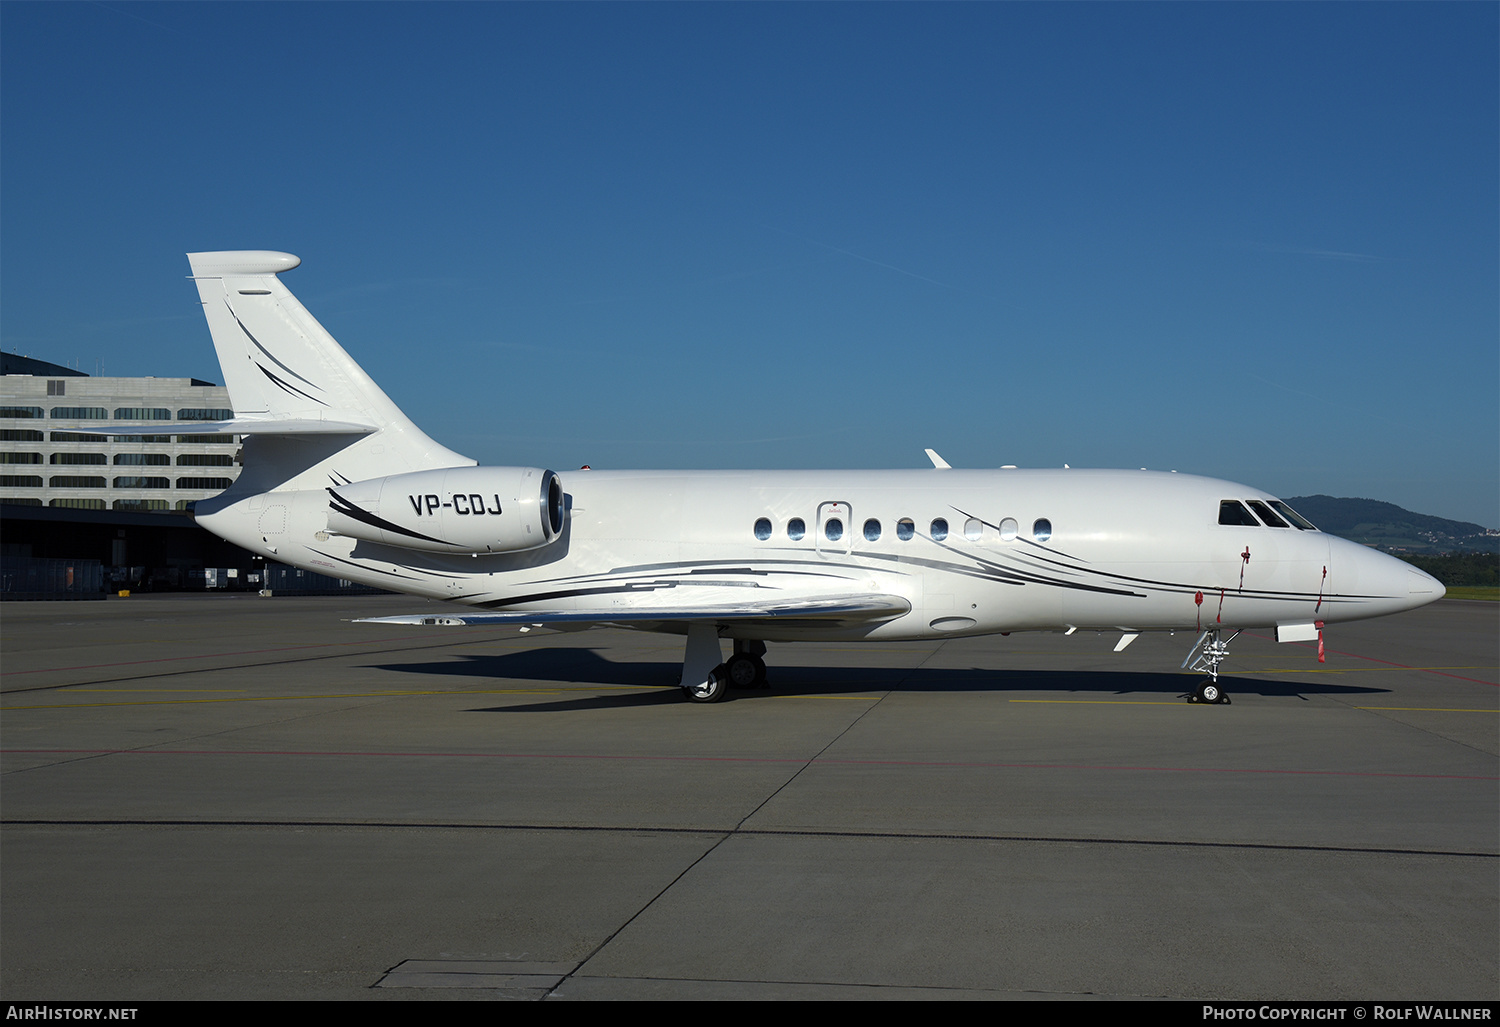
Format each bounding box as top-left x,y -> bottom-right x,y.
326,466 -> 565,554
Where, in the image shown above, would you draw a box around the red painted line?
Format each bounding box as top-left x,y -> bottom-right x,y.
1246,632 -> 1497,686
4,748 -> 1494,781
2,632 -> 506,676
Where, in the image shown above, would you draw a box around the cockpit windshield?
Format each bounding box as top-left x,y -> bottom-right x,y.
1268,499 -> 1317,530
1218,500 -> 1259,526
1247,500 -> 1289,528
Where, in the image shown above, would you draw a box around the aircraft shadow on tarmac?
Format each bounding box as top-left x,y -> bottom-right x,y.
364,649 -> 1391,713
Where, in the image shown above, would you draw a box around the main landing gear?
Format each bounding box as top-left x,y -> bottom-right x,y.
1181,629 -> 1238,705
680,626 -> 767,703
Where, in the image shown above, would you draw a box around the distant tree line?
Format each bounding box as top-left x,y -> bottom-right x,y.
1396,552 -> 1499,586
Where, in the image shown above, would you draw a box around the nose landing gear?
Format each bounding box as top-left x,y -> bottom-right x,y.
1182,629 -> 1238,704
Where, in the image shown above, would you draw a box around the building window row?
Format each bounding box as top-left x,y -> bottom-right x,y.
0,407 -> 235,421
46,432 -> 232,443
4,474 -> 237,490
3,452 -> 237,466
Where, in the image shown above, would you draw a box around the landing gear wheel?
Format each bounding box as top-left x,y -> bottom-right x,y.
1194,679 -> 1226,705
683,665 -> 730,703
725,653 -> 767,689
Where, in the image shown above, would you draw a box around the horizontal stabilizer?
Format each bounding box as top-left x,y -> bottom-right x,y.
355,593 -> 912,630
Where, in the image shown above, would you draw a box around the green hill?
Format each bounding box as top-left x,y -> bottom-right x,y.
1285,495 -> 1497,554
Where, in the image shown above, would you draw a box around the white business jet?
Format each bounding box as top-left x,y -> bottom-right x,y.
161,251 -> 1443,704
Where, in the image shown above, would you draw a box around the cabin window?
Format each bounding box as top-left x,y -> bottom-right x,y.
825,518 -> 844,542
787,517 -> 806,541
1247,500 -> 1289,528
897,518 -> 915,541
930,517 -> 948,541
1218,500 -> 1259,526
753,517 -> 772,540
964,517 -> 983,541
999,517 -> 1018,541
1269,500 -> 1317,530
863,518 -> 881,542
1033,518 -> 1052,542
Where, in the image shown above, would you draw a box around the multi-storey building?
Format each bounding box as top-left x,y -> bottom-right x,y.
0,355 -> 242,511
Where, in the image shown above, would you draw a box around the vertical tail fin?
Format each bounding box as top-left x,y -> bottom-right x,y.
187,250 -> 472,490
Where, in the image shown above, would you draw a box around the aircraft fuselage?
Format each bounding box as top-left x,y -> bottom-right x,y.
197,466 -> 1433,643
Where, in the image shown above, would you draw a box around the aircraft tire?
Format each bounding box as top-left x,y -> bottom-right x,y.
1196,680 -> 1222,705
683,666 -> 730,703
725,654 -> 766,689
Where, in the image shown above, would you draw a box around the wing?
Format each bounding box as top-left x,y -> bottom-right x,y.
354,593 -> 912,632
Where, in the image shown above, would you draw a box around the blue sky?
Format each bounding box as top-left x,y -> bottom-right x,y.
3,2 -> 1495,526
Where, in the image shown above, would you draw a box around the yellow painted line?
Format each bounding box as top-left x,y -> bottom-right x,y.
1352,706 -> 1499,713
783,695 -> 883,701
70,688 -> 248,693
1,689 -> 586,709
1246,666 -> 1488,673
1009,699 -> 1197,706
1005,699 -> 1497,712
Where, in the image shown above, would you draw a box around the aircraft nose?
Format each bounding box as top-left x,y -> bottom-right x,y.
1357,545 -> 1444,613
1407,566 -> 1446,603
1326,536 -> 1445,618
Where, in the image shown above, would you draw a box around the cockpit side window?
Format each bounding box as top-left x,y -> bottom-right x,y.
1247,500 -> 1289,528
1218,500 -> 1259,526
1269,500 -> 1317,530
